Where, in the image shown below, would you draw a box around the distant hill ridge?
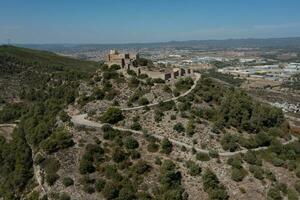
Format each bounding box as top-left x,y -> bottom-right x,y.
15,37 -> 300,52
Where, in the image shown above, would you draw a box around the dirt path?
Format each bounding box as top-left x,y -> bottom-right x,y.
121,73 -> 201,111
71,114 -> 298,157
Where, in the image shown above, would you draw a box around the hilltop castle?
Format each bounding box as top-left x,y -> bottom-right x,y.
106,50 -> 194,81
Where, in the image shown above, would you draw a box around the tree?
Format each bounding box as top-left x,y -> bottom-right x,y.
101,107 -> 124,124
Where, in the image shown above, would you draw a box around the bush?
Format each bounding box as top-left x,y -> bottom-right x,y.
221,134 -> 239,152
103,182 -> 120,200
112,148 -> 127,163
130,122 -> 142,131
209,150 -> 219,158
202,169 -> 229,200
124,136 -> 139,149
63,177 -> 74,187
272,157 -> 285,167
173,122 -> 185,133
267,186 -> 282,200
196,152 -> 210,161
79,159 -> 95,174
83,184 -> 95,194
287,188 -> 299,200
154,110 -> 164,122
186,120 -> 195,136
249,165 -> 264,180
160,138 -> 173,154
130,150 -> 141,160
227,155 -> 242,169
243,151 -> 262,166
147,142 -> 159,152
60,193 -> 71,200
134,160 -> 151,174
231,168 -> 247,182
185,160 -> 201,176
46,173 -> 59,186
34,153 -> 45,164
138,97 -> 149,106
93,88 -> 105,100
95,179 -> 106,192
295,180 -> 300,193
40,129 -> 74,153
101,107 -> 124,124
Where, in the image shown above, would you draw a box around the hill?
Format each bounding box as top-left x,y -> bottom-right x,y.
0,45 -> 100,101
18,37 -> 300,52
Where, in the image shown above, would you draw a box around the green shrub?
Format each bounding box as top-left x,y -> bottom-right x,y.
103,181 -> 120,200
287,188 -> 299,200
101,107 -> 124,124
63,177 -> 74,187
95,179 -> 106,192
295,180 -> 300,193
160,138 -> 173,154
147,142 -> 159,152
243,151 -> 262,166
59,193 -> 71,200
231,168 -> 247,182
196,152 -> 210,161
173,122 -> 185,133
40,129 -> 74,153
138,97 -> 149,106
272,157 -> 285,167
202,169 -> 229,200
185,160 -> 201,176
124,136 -> 139,149
46,173 -> 59,186
249,165 -> 264,180
130,122 -> 142,131
267,186 -> 282,200
134,160 -> 151,174
83,184 -> 95,194
221,134 -> 239,152
112,148 -> 127,163
34,153 -> 45,164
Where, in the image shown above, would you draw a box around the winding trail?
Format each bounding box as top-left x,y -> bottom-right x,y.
71,114 -> 298,157
71,72 -> 298,157
121,73 -> 201,111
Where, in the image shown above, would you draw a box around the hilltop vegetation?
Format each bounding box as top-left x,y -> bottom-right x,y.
0,46 -> 100,199
0,45 -> 99,101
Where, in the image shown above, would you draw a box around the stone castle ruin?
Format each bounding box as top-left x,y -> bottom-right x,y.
106,50 -> 194,81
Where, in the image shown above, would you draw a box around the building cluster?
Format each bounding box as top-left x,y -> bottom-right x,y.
106,50 -> 194,81
218,63 -> 300,82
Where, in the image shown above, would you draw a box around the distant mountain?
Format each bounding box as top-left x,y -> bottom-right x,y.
16,37 -> 300,53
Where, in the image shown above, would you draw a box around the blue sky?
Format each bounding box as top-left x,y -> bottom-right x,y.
1,0 -> 300,44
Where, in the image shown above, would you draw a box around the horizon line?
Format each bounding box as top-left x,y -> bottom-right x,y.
3,35 -> 300,46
